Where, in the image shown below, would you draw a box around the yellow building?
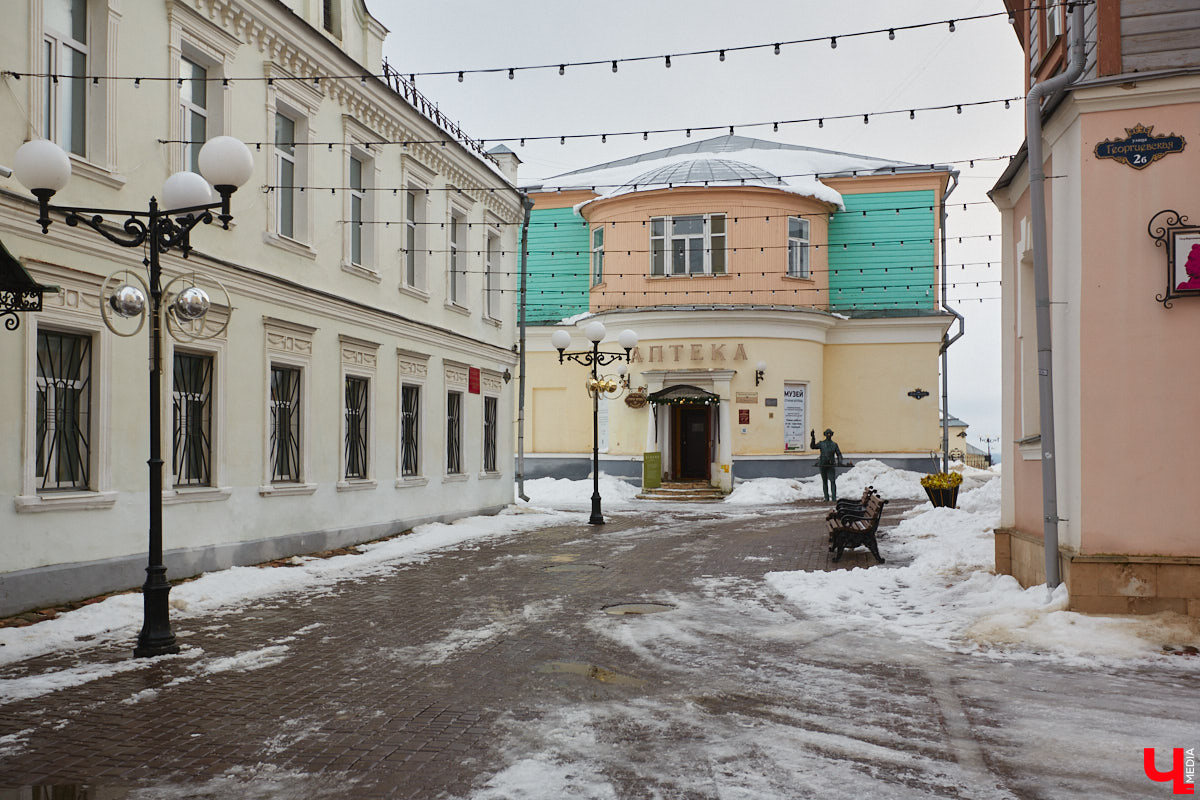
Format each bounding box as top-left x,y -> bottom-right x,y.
520,136 -> 955,490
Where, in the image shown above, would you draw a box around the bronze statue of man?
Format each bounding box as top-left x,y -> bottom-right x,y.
810,428 -> 843,502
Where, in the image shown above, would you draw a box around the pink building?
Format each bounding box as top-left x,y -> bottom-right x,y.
991,1 -> 1200,616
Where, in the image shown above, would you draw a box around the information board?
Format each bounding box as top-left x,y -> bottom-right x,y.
783,383 -> 807,452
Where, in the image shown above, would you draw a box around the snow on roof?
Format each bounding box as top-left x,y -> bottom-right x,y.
532,135 -> 946,212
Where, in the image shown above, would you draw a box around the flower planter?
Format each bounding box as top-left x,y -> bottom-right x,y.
924,485 -> 959,508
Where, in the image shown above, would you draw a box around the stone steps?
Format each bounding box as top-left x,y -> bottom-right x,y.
637,482 -> 726,502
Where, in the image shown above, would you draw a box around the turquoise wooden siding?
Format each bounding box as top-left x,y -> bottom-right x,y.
827,190 -> 937,312
522,207 -> 591,324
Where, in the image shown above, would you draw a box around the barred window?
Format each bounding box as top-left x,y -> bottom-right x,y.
270,365 -> 302,482
483,396 -> 498,473
172,351 -> 213,487
344,375 -> 369,479
401,384 -> 420,477
446,391 -> 462,474
35,329 -> 92,491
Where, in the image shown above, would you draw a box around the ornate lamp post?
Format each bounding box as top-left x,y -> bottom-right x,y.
551,322 -> 637,525
980,435 -> 1000,466
13,136 -> 254,657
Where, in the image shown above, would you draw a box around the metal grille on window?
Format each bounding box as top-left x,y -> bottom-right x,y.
35,329 -> 91,491
270,365 -> 301,482
172,352 -> 212,487
446,391 -> 462,474
401,385 -> 420,476
344,375 -> 369,479
483,396 -> 498,472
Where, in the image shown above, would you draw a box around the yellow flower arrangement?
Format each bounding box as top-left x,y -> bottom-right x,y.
920,471 -> 963,490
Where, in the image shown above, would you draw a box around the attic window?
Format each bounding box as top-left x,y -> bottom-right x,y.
322,0 -> 341,37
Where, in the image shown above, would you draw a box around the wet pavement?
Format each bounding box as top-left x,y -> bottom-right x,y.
0,499 -> 1195,799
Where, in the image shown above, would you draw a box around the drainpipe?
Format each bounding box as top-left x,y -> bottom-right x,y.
515,190 -> 536,502
939,171 -> 963,473
1026,2 -> 1086,587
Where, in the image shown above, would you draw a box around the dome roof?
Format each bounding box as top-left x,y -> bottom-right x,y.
621,158 -> 780,191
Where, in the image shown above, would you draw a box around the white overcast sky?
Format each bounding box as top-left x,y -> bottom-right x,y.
371,1 -> 1026,452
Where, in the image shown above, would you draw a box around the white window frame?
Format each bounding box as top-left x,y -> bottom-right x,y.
592,225 -> 605,286
446,389 -> 464,476
167,6 -> 237,174
443,361 -> 470,480
396,349 -> 430,487
42,0 -> 89,157
448,207 -> 468,308
33,0 -> 119,176
338,335 -> 378,491
787,216 -> 811,279
162,330 -> 231,505
650,213 -> 727,277
18,281 -> 116,513
265,72 -> 319,256
274,111 -> 299,240
485,231 -> 501,320
400,157 -> 434,298
261,318 -> 316,496
482,394 -> 499,474
178,55 -> 209,174
342,146 -> 379,281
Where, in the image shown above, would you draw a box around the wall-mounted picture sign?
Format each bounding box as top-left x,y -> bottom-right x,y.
1147,210 -> 1200,307
1095,124 -> 1185,170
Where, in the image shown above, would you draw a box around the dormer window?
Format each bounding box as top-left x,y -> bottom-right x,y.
322,0 -> 341,37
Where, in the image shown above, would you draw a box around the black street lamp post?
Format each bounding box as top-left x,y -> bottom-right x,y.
980,435 -> 1000,467
13,136 -> 254,657
551,322 -> 638,525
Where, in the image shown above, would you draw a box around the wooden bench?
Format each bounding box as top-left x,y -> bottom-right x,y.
826,493 -> 887,564
828,485 -> 877,520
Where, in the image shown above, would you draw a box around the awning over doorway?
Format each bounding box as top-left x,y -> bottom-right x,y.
647,385 -> 720,405
0,237 -> 59,332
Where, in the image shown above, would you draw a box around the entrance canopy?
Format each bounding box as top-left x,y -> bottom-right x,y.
647,384 -> 720,405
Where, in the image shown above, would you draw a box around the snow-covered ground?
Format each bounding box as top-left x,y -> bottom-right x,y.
3,461 -> 1196,686
3,462 -> 1198,798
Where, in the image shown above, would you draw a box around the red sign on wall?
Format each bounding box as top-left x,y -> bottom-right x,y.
739,408 -> 750,425
468,367 -> 480,394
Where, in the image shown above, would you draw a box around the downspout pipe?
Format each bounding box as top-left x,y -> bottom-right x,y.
515,189 -> 537,502
939,171 -> 963,473
1026,2 -> 1086,587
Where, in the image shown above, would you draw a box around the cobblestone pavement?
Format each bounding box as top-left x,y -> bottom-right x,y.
0,500 -> 1196,799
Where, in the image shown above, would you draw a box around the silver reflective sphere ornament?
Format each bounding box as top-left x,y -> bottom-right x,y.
109,284 -> 147,318
173,286 -> 211,321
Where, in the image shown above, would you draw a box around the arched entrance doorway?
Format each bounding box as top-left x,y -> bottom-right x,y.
647,385 -> 720,482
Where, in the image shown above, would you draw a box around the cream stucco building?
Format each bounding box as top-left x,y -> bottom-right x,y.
0,0 -> 522,615
520,137 -> 956,491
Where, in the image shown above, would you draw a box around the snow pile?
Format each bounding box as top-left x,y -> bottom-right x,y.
766,474 -> 1200,662
725,459 -> 994,505
0,505 -> 572,670
519,472 -> 641,508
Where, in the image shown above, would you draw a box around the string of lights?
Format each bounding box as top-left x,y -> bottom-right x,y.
452,278 -> 1003,294
376,260 -> 1000,280
368,231 -> 998,257
156,95 -> 1020,152
319,199 -> 1000,228
0,5 -> 1073,87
